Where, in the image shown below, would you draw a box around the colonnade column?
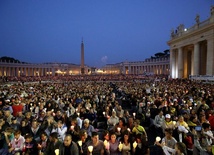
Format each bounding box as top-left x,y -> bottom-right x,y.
177,47 -> 184,78
206,38 -> 214,75
193,43 -> 200,75
170,49 -> 175,78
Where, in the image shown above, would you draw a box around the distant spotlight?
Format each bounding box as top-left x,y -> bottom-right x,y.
184,28 -> 187,31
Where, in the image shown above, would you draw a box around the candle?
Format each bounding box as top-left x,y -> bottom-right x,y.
117,127 -> 121,132
77,140 -> 82,146
70,125 -> 74,130
55,149 -> 59,155
88,146 -> 93,153
118,142 -> 123,151
104,140 -> 108,147
156,136 -> 161,142
133,141 -> 137,149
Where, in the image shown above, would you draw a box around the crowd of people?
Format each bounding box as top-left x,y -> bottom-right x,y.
0,74 -> 213,155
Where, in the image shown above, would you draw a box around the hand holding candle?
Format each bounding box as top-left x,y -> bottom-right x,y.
133,141 -> 137,149
55,149 -> 59,155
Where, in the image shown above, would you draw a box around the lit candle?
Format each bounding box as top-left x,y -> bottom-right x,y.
55,149 -> 59,155
133,113 -> 136,117
117,127 -> 121,132
156,136 -> 161,142
88,146 -> 93,155
133,141 -> 137,149
70,125 -> 74,130
104,140 -> 108,147
118,142 -> 123,151
78,140 -> 82,147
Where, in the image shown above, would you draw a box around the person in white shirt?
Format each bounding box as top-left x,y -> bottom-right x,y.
154,109 -> 165,138
52,120 -> 67,142
107,110 -> 119,130
9,130 -> 25,155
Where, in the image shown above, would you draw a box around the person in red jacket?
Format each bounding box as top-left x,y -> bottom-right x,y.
12,102 -> 23,117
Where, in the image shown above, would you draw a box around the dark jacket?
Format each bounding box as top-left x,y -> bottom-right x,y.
59,141 -> 79,155
44,140 -> 62,155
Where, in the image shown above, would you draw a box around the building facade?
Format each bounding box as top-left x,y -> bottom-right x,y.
0,60 -> 86,76
168,6 -> 214,78
102,53 -> 170,75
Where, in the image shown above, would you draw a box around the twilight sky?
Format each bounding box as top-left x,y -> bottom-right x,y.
0,0 -> 213,67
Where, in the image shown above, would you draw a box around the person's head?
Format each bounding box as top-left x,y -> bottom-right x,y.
21,119 -> 27,127
63,134 -> 72,147
119,118 -> 126,127
178,115 -> 184,122
57,120 -> 63,128
158,109 -> 163,116
110,132 -> 117,143
128,117 -> 134,124
112,110 -> 116,117
71,118 -> 77,126
164,128 -> 173,138
56,110 -> 62,117
189,115 -> 198,123
124,110 -> 129,116
135,134 -> 142,143
134,119 -> 140,127
79,130 -> 88,141
103,130 -> 109,141
25,112 -> 32,120
165,114 -> 171,122
14,130 -> 21,139
84,119 -> 90,128
123,130 -> 130,142
25,134 -> 33,143
31,120 -> 38,129
40,132 -> 48,141
91,132 -> 99,145
4,127 -> 14,136
202,122 -> 211,131
4,110 -> 10,117
49,132 -> 58,142
175,142 -> 187,155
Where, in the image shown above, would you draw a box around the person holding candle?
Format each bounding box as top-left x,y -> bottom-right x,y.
114,118 -> 127,138
106,132 -> 120,155
8,130 -> 25,155
23,133 -> 38,155
37,132 -> 49,155
67,117 -> 80,142
43,132 -> 62,155
161,128 -> 177,149
132,134 -> 150,155
77,130 -> 90,155
158,142 -> 187,155
119,130 -> 132,155
87,131 -> 105,155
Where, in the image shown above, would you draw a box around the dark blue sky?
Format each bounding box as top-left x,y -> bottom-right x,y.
0,0 -> 213,67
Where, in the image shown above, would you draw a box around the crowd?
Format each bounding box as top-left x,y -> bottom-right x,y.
0,75 -> 213,155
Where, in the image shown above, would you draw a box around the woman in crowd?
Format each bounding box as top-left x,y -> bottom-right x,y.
114,118 -> 127,139
133,134 -> 150,155
119,130 -> 132,155
106,132 -> 120,155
